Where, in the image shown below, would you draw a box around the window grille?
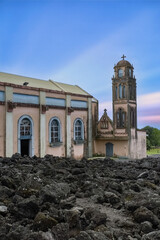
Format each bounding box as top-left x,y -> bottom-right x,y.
20,118 -> 31,136
50,119 -> 60,143
74,119 -> 84,141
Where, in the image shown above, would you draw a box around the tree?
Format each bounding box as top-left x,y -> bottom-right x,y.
142,126 -> 160,149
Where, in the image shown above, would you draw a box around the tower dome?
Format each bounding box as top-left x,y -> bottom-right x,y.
116,59 -> 133,68
114,55 -> 133,69
113,55 -> 134,78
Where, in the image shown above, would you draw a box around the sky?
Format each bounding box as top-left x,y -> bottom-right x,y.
0,0 -> 160,129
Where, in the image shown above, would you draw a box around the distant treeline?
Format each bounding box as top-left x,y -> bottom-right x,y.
142,126 -> 160,150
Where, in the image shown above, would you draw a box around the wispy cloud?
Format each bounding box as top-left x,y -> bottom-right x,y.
53,9 -> 155,95
139,115 -> 160,122
100,91 -> 160,112
99,91 -> 160,127
137,91 -> 160,108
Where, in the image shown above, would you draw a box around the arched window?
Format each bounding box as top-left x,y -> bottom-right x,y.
129,68 -> 132,77
74,118 -> 84,141
115,86 -> 118,99
116,108 -> 126,128
123,86 -> 125,98
20,118 -> 31,137
119,84 -> 122,99
122,112 -> 126,127
118,69 -> 123,77
130,108 -> 135,128
49,117 -> 61,144
129,85 -> 132,100
117,111 -> 120,127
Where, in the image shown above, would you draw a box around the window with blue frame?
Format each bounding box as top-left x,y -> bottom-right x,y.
74,118 -> 84,141
20,118 -> 31,139
49,117 -> 61,143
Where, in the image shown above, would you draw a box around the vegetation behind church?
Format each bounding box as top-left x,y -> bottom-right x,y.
142,126 -> 160,150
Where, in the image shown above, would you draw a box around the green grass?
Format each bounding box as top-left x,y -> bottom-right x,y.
147,148 -> 160,155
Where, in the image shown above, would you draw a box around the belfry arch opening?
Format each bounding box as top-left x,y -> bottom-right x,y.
18,115 -> 34,157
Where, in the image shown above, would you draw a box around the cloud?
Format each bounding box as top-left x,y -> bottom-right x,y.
53,10 -> 155,86
139,115 -> 160,122
99,91 -> 160,112
137,92 -> 160,109
99,91 -> 160,128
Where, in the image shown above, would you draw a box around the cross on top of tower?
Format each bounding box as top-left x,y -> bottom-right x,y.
121,54 -> 126,60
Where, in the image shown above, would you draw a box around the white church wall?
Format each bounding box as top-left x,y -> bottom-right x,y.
129,130 -> 146,159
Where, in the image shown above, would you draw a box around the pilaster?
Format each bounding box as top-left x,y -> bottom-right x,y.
5,86 -> 13,157
40,91 -> 46,157
87,98 -> 92,157
66,95 -> 71,158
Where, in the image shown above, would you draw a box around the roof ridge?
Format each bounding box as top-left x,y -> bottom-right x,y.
75,85 -> 91,96
49,80 -> 65,92
54,80 -> 76,87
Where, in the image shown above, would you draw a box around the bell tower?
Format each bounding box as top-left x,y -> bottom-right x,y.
112,55 -> 137,137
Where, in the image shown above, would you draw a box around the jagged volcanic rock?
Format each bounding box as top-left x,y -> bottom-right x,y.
0,154 -> 160,239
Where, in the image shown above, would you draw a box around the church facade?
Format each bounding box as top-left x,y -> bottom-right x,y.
0,57 -> 146,159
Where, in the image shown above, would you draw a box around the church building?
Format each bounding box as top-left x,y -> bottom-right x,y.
0,56 -> 146,159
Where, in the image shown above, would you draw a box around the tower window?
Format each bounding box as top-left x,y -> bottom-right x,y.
130,108 -> 135,128
119,84 -> 122,99
129,69 -> 132,77
134,87 -> 136,100
123,86 -> 125,98
118,69 -> 123,77
129,85 -> 132,100
115,86 -> 118,99
116,108 -> 126,128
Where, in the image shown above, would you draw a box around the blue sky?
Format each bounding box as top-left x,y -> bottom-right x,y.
0,0 -> 160,129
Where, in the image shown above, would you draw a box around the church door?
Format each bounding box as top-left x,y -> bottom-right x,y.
106,143 -> 113,157
19,118 -> 32,156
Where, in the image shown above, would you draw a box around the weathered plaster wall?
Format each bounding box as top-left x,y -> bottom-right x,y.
0,105 -> 5,157
13,88 -> 39,96
94,140 -> 128,157
129,130 -> 146,159
0,86 -> 5,91
71,110 -> 87,159
92,101 -> 98,139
